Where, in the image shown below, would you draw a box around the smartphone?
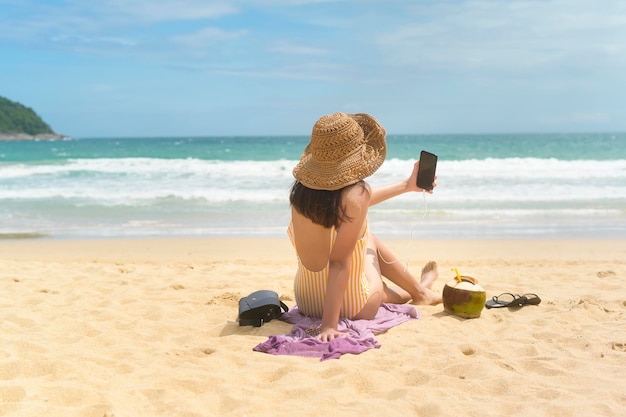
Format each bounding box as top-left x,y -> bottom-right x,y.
416,150 -> 438,190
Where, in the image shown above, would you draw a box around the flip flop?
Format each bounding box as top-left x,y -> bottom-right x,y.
486,293 -> 542,309
485,293 -> 527,309
521,293 -> 541,306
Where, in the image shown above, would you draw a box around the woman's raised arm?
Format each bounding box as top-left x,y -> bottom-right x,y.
369,161 -> 435,206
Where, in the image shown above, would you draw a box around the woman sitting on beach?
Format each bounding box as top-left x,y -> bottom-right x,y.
289,112 -> 442,342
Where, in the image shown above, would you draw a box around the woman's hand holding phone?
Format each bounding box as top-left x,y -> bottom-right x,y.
416,150 -> 438,192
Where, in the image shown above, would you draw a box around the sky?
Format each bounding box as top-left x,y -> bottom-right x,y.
1,0 -> 625,138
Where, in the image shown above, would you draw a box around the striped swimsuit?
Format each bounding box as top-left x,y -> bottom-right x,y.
287,220 -> 371,319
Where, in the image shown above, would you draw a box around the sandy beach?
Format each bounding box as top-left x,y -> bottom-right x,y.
1,237 -> 624,416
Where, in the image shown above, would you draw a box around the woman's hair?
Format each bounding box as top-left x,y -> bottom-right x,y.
289,180 -> 368,228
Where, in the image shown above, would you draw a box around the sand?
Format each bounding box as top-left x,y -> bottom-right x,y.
1,237 -> 625,417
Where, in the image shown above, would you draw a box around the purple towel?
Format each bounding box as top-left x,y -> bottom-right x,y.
253,303 -> 419,361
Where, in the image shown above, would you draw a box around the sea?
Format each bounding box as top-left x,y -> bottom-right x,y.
1,133 -> 625,240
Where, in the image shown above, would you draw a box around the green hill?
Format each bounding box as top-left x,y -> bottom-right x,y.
0,95 -> 61,139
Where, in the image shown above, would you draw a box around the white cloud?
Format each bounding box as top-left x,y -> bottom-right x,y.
72,0 -> 239,24
171,27 -> 248,49
0,1 -> 240,45
51,34 -> 136,47
571,113 -> 612,123
267,40 -> 327,55
540,112 -> 613,129
242,0 -> 345,5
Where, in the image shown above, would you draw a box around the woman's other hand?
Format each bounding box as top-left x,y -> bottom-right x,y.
317,327 -> 346,342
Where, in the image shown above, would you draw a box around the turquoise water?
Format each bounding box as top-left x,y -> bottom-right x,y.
1,133 -> 625,239
2,133 -> 624,161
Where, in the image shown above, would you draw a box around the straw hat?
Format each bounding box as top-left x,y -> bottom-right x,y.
293,112 -> 387,190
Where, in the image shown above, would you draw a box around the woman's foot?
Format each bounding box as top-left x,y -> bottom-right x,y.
410,261 -> 442,305
410,288 -> 442,305
420,260 -> 439,289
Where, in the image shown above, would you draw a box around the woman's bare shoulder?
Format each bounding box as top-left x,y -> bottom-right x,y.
342,182 -> 371,208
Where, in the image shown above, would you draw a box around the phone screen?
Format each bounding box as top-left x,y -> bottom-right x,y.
416,150 -> 438,190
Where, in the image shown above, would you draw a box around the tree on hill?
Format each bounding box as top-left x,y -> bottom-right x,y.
0,95 -> 55,135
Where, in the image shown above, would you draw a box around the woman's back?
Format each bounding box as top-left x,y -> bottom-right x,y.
290,208 -> 333,272
289,183 -> 372,319
290,183 -> 370,269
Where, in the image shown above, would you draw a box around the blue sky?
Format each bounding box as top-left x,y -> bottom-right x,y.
1,0 -> 625,137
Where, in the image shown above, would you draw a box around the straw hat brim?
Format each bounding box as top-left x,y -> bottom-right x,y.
293,113 -> 387,191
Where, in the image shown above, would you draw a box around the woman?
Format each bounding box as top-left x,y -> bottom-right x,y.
289,112 -> 442,342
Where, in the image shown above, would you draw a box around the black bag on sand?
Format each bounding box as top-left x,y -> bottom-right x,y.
238,290 -> 289,327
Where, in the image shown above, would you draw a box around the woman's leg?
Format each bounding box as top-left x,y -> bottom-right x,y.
355,233 -> 442,320
371,233 -> 442,305
354,238 -> 385,320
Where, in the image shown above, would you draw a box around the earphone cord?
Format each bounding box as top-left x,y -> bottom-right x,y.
377,190 -> 428,271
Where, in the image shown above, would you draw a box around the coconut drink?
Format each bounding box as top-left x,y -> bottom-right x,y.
442,269 -> 486,319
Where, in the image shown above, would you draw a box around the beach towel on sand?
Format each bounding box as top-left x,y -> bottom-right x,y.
253,303 -> 419,361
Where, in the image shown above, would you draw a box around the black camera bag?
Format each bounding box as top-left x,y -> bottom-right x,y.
238,290 -> 289,327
